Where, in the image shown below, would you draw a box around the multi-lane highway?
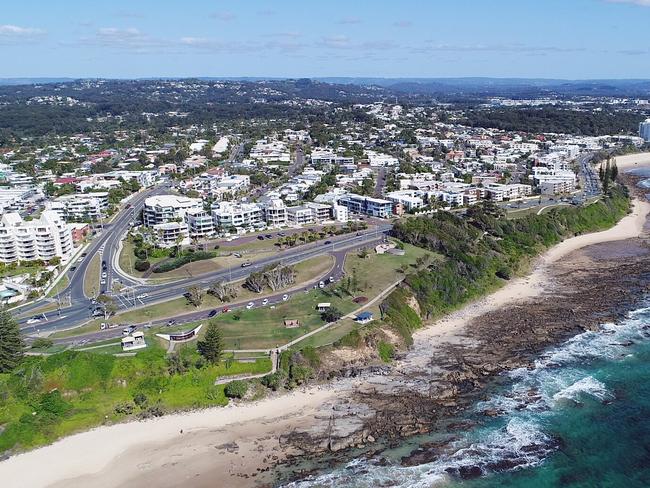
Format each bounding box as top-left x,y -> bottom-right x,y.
17,194 -> 391,339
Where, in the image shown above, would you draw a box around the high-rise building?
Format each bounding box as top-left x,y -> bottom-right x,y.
0,211 -> 74,264
639,118 -> 650,142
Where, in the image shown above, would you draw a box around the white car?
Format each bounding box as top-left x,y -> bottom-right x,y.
26,317 -> 41,325
329,276 -> 335,283
262,298 -> 269,306
282,294 -> 289,301
246,302 -> 254,309
137,293 -> 148,299
318,281 -> 325,289
101,272 -> 107,278
100,279 -> 106,285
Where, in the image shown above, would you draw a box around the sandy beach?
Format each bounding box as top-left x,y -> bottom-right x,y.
2,156 -> 650,488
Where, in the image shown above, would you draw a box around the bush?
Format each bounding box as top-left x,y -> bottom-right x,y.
31,337 -> 53,349
134,260 -> 151,272
261,371 -> 286,391
336,329 -> 363,348
496,266 -> 512,280
224,380 -> 248,399
114,402 -> 135,415
133,392 -> 148,407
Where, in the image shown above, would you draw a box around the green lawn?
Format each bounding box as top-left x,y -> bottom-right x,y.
47,274 -> 70,298
83,253 -> 101,298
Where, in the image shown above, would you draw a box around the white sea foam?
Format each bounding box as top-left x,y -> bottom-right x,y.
285,307 -> 650,487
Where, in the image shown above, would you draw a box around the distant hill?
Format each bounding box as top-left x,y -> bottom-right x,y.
0,78 -> 77,86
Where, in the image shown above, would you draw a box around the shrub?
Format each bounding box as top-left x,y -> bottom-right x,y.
134,260 -> 151,272
31,337 -> 53,349
114,402 -> 135,415
261,370 -> 286,391
496,266 -> 512,280
224,380 -> 248,399
133,392 -> 148,407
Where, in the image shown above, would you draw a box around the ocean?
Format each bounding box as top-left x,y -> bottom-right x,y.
285,303 -> 650,488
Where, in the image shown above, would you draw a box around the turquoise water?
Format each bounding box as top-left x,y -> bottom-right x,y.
286,305 -> 650,488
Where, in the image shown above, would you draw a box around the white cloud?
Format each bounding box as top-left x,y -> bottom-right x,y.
338,17 -> 362,25
77,27 -> 168,53
0,24 -> 45,43
210,11 -> 236,21
393,20 -> 413,28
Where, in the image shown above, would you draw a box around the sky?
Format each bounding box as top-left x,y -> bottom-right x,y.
1,0 -> 650,79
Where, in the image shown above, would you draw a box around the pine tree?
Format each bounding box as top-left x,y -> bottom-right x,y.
611,162 -> 618,181
197,320 -> 224,364
599,164 -> 604,182
0,309 -> 24,372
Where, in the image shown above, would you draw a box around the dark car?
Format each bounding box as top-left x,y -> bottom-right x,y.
324,240 -> 332,245
265,234 -> 272,238
81,252 -> 88,257
70,266 -> 77,272
167,319 -> 176,326
208,309 -> 218,318
257,235 -> 265,240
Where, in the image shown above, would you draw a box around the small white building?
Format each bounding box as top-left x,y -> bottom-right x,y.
121,331 -> 147,351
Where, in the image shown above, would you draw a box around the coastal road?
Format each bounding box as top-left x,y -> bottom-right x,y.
18,226 -> 391,337
45,236 -> 382,347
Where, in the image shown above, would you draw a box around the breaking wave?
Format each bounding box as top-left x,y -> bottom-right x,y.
284,305 -> 650,487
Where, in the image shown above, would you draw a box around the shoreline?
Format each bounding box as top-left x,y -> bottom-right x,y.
2,170 -> 650,487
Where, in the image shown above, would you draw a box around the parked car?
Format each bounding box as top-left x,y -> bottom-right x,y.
257,235 -> 265,240
81,252 -> 88,257
100,279 -> 106,285
241,261 -> 252,268
167,319 -> 176,326
282,294 -> 289,301
318,281 -> 325,288
233,252 -> 242,258
122,328 -> 130,336
101,272 -> 107,279
329,276 -> 335,283
324,240 -> 332,245
265,234 -> 272,238
70,266 -> 77,272
262,298 -> 269,306
208,309 -> 218,317
246,302 -> 254,309
222,307 -> 230,313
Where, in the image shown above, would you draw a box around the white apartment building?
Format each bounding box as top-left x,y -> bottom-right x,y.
0,211 -> 74,264
310,150 -> 354,166
211,201 -> 263,230
152,222 -> 189,248
385,190 -> 425,212
306,202 -> 332,221
332,204 -> 349,222
485,183 -> 532,201
366,150 -> 399,167
249,139 -> 290,163
539,180 -> 574,195
286,206 -> 315,225
639,119 -> 650,142
185,209 -> 215,239
143,195 -> 203,227
47,192 -> 109,222
262,198 -> 288,226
